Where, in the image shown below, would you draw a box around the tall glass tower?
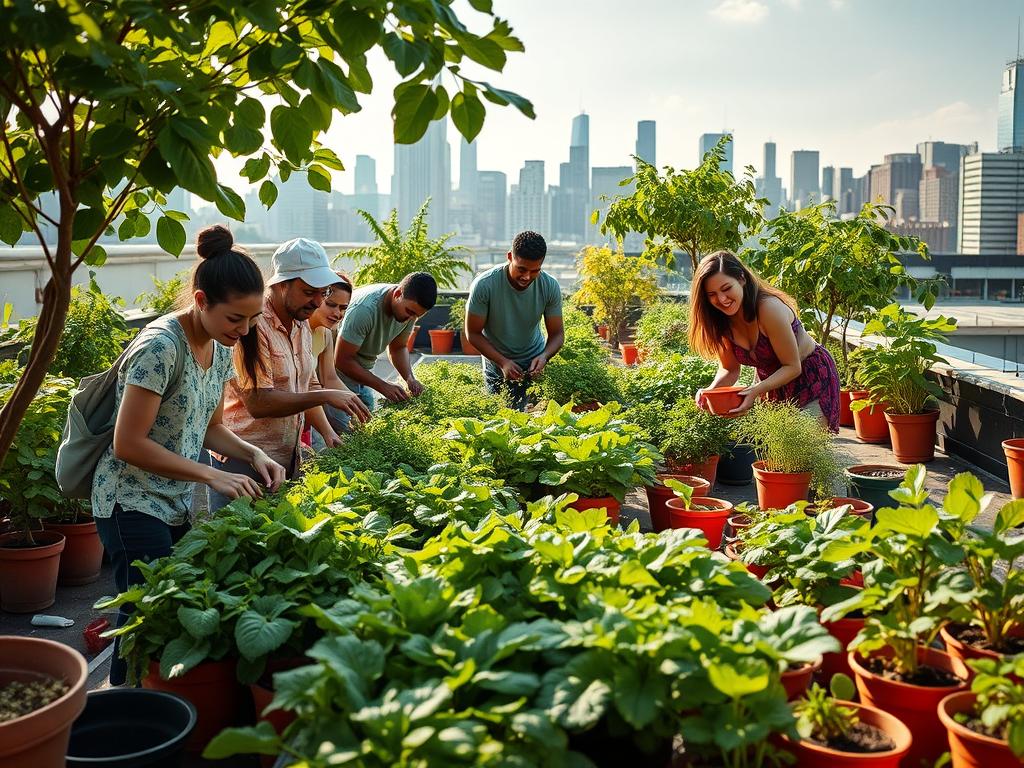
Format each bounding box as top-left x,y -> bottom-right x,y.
998,59 -> 1024,152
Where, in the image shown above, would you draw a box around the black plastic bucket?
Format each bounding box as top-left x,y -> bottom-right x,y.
717,442 -> 756,486
67,688 -> 197,767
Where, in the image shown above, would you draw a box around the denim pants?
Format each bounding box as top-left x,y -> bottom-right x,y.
482,357 -> 532,411
95,506 -> 190,686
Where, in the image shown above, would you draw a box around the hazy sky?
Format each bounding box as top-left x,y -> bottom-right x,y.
220,0 -> 1019,197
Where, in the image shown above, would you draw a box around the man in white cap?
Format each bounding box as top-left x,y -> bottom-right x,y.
209,237 -> 371,511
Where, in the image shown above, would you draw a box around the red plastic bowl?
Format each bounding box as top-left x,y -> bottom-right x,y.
702,386 -> 745,416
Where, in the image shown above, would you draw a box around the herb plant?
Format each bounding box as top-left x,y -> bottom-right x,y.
630,397 -> 733,469
617,353 -> 717,406
958,655 -> 1024,756
793,675 -> 859,744
634,301 -> 689,357
446,297 -> 467,333
529,319 -> 620,406
135,271 -> 188,314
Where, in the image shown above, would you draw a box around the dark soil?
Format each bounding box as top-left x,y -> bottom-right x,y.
959,715 -> 1009,742
854,468 -> 904,479
0,676 -> 69,722
863,657 -> 963,687
807,722 -> 896,753
949,623 -> 1024,655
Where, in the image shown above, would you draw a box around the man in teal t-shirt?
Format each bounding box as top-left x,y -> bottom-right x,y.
335,273 -> 437,405
466,231 -> 564,410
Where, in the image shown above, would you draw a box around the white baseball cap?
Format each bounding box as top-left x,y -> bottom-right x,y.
266,238 -> 338,288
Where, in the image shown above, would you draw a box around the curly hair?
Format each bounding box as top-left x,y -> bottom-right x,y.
512,230 -> 547,261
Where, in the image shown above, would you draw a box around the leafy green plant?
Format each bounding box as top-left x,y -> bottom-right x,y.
733,400 -> 846,498
385,360 -> 509,425
529,319 -> 620,406
573,245 -> 661,347
851,304 -> 956,415
633,301 -> 689,357
135,271 -> 188,314
617,353 -> 717,406
793,675 -> 859,743
446,297 -> 467,333
957,655 -> 1024,756
347,201 -> 470,289
821,467 -> 978,678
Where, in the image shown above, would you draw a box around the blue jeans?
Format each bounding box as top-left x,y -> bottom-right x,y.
95,506 -> 190,686
483,357 -> 532,411
328,381 -> 377,432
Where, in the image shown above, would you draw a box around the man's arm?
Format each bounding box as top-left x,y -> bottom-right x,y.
528,314 -> 565,376
238,387 -> 343,419
387,335 -> 423,396
466,312 -> 526,382
335,337 -> 410,402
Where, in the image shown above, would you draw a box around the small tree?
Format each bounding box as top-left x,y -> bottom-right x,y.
745,201 -> 941,380
598,136 -> 765,272
0,1 -> 533,469
574,245 -> 661,348
347,199 -> 470,289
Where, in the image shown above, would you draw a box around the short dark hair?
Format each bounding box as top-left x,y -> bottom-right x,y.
512,230 -> 547,261
399,272 -> 437,310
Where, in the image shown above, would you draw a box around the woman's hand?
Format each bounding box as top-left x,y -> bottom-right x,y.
695,388 -> 710,411
728,387 -> 758,416
207,470 -> 264,500
250,450 -> 286,492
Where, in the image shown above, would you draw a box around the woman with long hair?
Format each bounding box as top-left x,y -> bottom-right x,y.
92,224 -> 286,684
688,250 -> 840,431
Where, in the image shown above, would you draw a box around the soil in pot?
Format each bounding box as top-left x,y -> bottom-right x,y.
752,461 -> 811,510
0,531 -> 66,613
941,623 -> 1024,681
702,386 -> 745,416
808,723 -> 896,754
885,410 -> 939,463
1002,438 -> 1024,500
939,691 -> 1022,768
41,516 -> 103,586
645,475 -> 710,533
666,497 -> 734,549
0,677 -> 70,722
780,701 -> 911,768
850,392 -> 890,444
844,465 -> 906,518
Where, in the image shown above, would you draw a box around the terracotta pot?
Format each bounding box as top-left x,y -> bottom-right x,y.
884,410 -> 939,463
621,343 -> 639,366
702,386 -> 745,416
143,659 -> 246,753
0,531 -> 66,613
839,388 -> 855,428
821,612 -> 865,683
724,541 -> 769,579
666,496 -> 734,549
597,324 -> 608,340
779,699 -> 912,768
0,636 -> 88,768
567,495 -> 621,526
940,624 -> 1024,682
427,328 -> 455,354
645,475 -> 710,533
829,497 -> 874,518
460,333 -> 479,355
850,392 -> 890,444
1003,438 -> 1024,500
668,455 -> 720,490
781,657 -> 822,701
41,517 -> 103,586
406,325 -> 420,352
850,646 -> 968,768
939,691 -> 1020,768
752,461 -> 811,510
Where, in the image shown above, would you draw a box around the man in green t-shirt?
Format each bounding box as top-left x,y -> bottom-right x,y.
466,231 -> 564,410
335,272 -> 437,406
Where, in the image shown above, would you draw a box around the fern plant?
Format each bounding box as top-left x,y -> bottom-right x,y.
346,199 -> 470,289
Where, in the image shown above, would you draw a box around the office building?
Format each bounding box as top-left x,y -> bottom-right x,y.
393,118 -> 450,237
459,138 -> 478,201
958,152 -> 1024,254
917,141 -> 976,175
999,59 -> 1024,152
636,120 -> 656,167
354,155 -> 377,195
870,153 -> 923,221
835,167 -> 856,215
821,166 -> 836,203
590,166 -> 634,244
507,160 -> 549,239
477,171 -> 507,245
790,150 -> 820,210
699,132 -> 733,174
756,141 -> 783,213
272,173 -> 329,243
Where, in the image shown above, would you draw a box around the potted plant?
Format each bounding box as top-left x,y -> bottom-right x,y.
939,655 -> 1024,768
734,400 -> 845,510
427,325 -> 456,354
843,464 -> 906,514
851,304 -> 956,463
943,493 -> 1024,676
41,502 -> 103,587
446,297 -> 478,355
0,637 -> 88,766
820,467 -> 974,768
779,675 -> 912,767
664,478 -> 734,549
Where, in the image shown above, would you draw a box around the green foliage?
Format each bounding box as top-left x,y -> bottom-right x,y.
851,304 -> 956,415
573,245 -> 661,347
305,411 -> 450,477
446,297 -> 467,332
617,353 -> 717,406
448,401 -> 660,503
733,400 -> 845,498
634,301 -> 689,357
347,201 -> 470,289
14,284 -> 135,380
386,360 -> 509,425
135,271 -> 188,314
628,397 -> 732,467
530,313 -> 620,406
0,375 -> 85,536
600,136 -> 766,272
794,681 -> 860,742
961,655 -> 1024,756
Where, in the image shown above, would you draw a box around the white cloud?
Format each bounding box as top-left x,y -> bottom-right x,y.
710,0 -> 770,25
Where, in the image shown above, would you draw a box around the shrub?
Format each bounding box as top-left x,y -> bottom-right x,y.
617,353 -> 717,406
386,360 -> 508,425
446,297 -> 467,333
628,398 -> 732,468
135,271 -> 188,314
531,310 -> 620,405
305,411 -> 449,476
634,301 -> 689,357
573,244 -> 661,347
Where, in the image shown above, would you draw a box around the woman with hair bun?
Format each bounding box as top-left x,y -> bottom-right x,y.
688,250 -> 840,431
92,223 -> 286,685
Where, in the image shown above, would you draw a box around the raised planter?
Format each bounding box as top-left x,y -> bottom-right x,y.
938,691 -> 1020,768
839,388 -> 855,428
0,530 -> 66,613
644,475 -> 710,533
1002,438 -> 1024,499
0,637 -> 88,768
702,386 -> 745,416
666,497 -> 734,549
42,516 -> 103,586
778,699 -> 912,768
885,410 -> 939,463
718,442 -> 755,486
752,460 -> 811,510
567,495 -> 621,526
844,465 -> 906,518
850,392 -> 889,444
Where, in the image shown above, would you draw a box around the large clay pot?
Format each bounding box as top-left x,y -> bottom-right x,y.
778,700 -> 912,768
702,386 -> 745,416
406,325 -> 420,352
668,455 -> 720,491
849,646 -> 968,768
939,691 -> 1020,768
621,343 -> 639,366
1002,438 -> 1024,499
752,461 -> 811,510
42,516 -> 103,586
940,623 -> 1024,681
850,391 -> 890,444
828,497 -> 874,518
839,388 -> 855,428
781,657 -> 822,701
567,495 -> 621,526
0,531 -> 66,613
0,636 -> 88,768
666,497 -> 734,549
460,333 -> 479,355
142,659 -> 246,753
844,464 -> 906,518
644,475 -> 710,533
428,328 -> 455,354
885,410 -> 939,463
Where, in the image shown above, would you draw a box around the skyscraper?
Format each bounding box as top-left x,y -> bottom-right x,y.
870,153 -> 923,221
271,172 -> 329,243
821,167 -> 836,203
636,120 -> 656,167
999,59 -> 1024,152
958,152 -> 1024,254
354,155 -> 377,195
507,161 -> 549,239
916,141 -> 976,174
790,150 -> 820,210
835,167 -> 855,215
459,137 -> 478,200
477,171 -> 507,245
755,141 -> 783,212
699,132 -> 733,174
392,118 -> 450,237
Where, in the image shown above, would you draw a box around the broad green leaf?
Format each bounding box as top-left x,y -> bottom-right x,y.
203,722 -> 281,759
270,105 -> 313,164
177,606 -> 220,639
234,610 -> 296,661
157,125 -> 217,199
875,504 -> 937,538
156,215 -> 186,256
258,180 -> 278,209
214,184 -> 246,221
707,658 -> 770,698
393,84 -> 438,144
